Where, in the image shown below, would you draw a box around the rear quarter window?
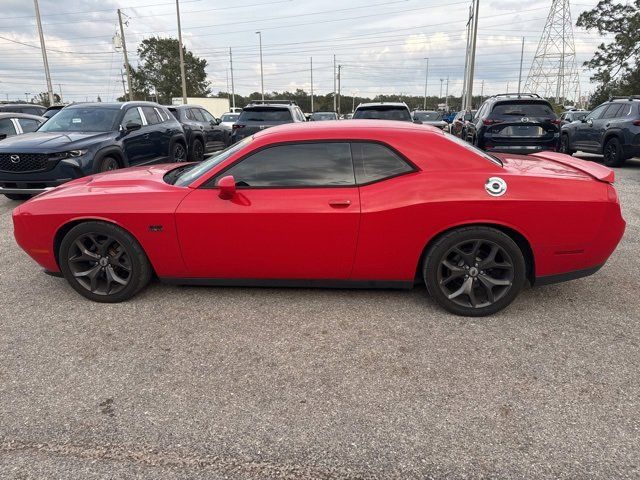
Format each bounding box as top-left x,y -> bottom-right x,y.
351,142 -> 414,184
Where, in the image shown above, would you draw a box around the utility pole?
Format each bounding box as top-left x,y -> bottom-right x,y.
506,80 -> 510,93
480,79 -> 484,102
461,3 -> 472,109
229,48 -> 236,109
337,64 -> 341,116
439,78 -> 443,100
120,70 -> 127,98
352,92 -> 355,113
117,9 -> 133,101
176,0 -> 188,104
58,84 -> 63,103
423,57 -> 429,110
256,31 -> 264,101
333,54 -> 336,112
445,77 -> 449,110
34,0 -> 54,106
517,36 -> 525,95
465,0 -> 479,110
310,57 -> 314,112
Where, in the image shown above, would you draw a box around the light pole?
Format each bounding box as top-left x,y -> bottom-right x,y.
176,0 -> 188,104
310,57 -> 314,112
117,9 -> 133,101
33,0 -> 54,106
256,31 -> 264,101
439,79 -> 443,101
423,57 -> 429,110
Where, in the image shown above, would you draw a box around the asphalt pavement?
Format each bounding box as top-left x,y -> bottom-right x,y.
0,155 -> 638,479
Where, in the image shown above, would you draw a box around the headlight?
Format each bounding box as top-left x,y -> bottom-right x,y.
67,149 -> 88,157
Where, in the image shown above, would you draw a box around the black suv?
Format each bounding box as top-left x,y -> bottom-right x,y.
353,102 -> 414,122
560,96 -> 640,166
0,101 -> 185,200
467,94 -> 560,153
167,105 -> 227,161
0,103 -> 47,116
231,100 -> 306,144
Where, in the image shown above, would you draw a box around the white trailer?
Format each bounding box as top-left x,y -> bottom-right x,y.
171,97 -> 230,118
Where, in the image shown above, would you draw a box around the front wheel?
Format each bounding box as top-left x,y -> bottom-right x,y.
560,134 -> 575,155
188,138 -> 204,162
59,221 -> 152,302
603,137 -> 626,167
96,156 -> 119,173
423,227 -> 526,317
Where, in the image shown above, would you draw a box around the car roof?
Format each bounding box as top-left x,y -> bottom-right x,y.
357,102 -> 409,108
66,101 -> 163,109
0,112 -> 45,121
254,119 -> 442,141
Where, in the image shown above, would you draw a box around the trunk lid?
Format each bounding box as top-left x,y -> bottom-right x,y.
496,152 -> 615,183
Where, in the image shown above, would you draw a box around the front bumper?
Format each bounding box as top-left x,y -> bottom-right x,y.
0,158 -> 88,195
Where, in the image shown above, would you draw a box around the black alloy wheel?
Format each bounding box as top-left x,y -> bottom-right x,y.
424,227 -> 526,316
603,138 -> 625,167
189,138 -> 204,162
59,221 -> 151,302
560,134 -> 574,155
98,156 -> 119,173
172,142 -> 187,162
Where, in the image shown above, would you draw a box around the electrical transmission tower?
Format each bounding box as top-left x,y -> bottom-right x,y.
524,0 -> 579,104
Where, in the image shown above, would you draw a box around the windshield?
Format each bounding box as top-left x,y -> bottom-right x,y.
444,132 -> 503,167
353,107 -> 412,121
238,108 -> 291,122
414,111 -> 442,121
38,107 -> 120,132
221,114 -> 239,122
491,102 -> 555,117
173,137 -> 253,187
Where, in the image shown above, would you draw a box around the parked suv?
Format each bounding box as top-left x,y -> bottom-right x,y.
467,94 -> 560,153
559,109 -> 589,126
353,102 -> 413,122
560,96 -> 640,166
231,100 -> 306,144
0,113 -> 45,140
0,101 -> 185,200
0,103 -> 47,116
167,105 -> 227,161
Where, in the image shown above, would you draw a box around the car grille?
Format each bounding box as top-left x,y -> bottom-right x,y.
0,153 -> 51,173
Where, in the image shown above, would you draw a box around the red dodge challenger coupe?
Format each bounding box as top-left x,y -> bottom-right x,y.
12,121 -> 625,316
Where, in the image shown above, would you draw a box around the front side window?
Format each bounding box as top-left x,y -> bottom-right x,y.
121,107 -> 142,126
17,118 -> 40,133
0,118 -> 16,136
219,142 -> 354,187
200,109 -> 216,122
586,104 -> 609,120
351,142 -> 413,184
38,107 -> 120,132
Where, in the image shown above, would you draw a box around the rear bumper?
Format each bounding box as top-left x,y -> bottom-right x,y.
534,264 -> 603,286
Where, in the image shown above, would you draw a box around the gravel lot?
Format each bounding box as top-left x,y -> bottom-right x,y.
0,155 -> 638,479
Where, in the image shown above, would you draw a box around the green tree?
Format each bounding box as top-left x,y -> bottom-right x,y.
122,37 -> 210,103
577,0 -> 640,106
31,92 -> 61,107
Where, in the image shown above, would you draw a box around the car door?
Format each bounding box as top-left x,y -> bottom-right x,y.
590,104 -> 622,149
198,108 -> 225,150
140,106 -> 163,161
175,142 -> 360,280
120,107 -> 154,165
574,104 -> 607,150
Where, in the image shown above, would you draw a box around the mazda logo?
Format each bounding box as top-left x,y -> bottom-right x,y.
521,117 -> 530,123
10,155 -> 20,164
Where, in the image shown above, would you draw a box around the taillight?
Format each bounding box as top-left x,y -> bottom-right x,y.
633,120 -> 640,126
483,119 -> 502,125
232,124 -> 244,130
551,119 -> 561,125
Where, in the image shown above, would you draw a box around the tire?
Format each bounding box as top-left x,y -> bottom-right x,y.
59,221 -> 152,303
560,133 -> 575,155
188,137 -> 204,162
4,193 -> 32,201
423,226 -> 526,317
603,137 -> 626,167
171,141 -> 187,163
95,156 -> 119,173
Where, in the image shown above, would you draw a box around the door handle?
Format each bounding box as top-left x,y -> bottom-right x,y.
605,123 -> 610,128
329,200 -> 351,207
143,133 -> 150,139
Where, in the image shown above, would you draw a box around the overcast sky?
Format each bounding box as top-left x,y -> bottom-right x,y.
0,0 -> 609,103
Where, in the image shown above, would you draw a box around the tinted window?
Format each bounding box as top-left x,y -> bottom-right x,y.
17,118 -> 40,133
142,106 -> 160,125
221,143 -> 354,187
238,108 -> 292,122
200,109 -> 216,122
491,102 -> 555,116
602,104 -> 623,119
353,107 -> 412,121
351,142 -> 413,184
586,104 -> 608,120
0,118 -> 16,136
168,108 -> 179,120
122,107 -> 142,126
186,108 -> 203,121
616,104 -> 632,117
311,112 -> 337,121
414,111 -> 442,121
154,107 -> 167,122
38,107 -> 119,132
221,113 -> 239,122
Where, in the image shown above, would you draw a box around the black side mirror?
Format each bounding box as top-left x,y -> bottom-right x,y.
0,133 -> 7,140
124,121 -> 142,132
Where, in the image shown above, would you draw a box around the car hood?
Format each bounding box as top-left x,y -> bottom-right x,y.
31,163 -> 187,201
0,131 -> 112,152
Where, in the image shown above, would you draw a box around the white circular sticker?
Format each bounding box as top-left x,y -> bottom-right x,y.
485,177 -> 507,196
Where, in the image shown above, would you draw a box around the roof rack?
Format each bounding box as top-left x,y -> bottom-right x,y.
491,93 -> 541,99
608,95 -> 640,101
247,99 -> 297,105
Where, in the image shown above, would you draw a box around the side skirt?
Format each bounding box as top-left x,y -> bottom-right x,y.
159,277 -> 414,290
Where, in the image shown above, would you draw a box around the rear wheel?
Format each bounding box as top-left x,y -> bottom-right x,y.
59,221 -> 152,302
4,193 -> 32,201
171,141 -> 187,162
424,227 -> 526,317
560,133 -> 575,155
188,138 -> 204,162
603,137 -> 626,167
